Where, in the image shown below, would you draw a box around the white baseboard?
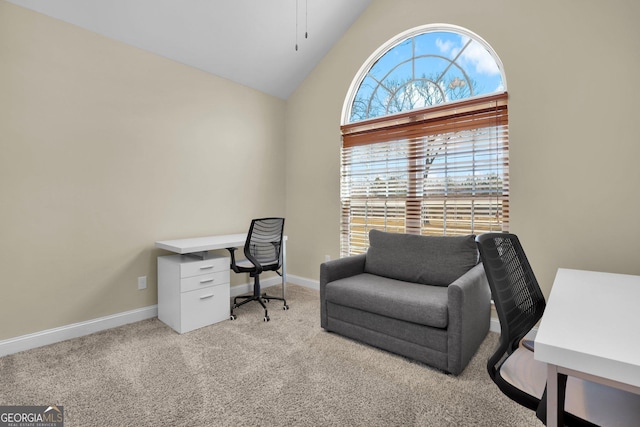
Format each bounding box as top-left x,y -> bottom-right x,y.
229,274 -> 319,297
490,318 -> 500,333
229,276 -> 284,297
1,276 -> 298,358
1,274 -> 512,358
287,274 -> 319,290
0,305 -> 158,358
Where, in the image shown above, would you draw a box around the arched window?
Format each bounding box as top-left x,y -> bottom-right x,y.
340,25 -> 509,256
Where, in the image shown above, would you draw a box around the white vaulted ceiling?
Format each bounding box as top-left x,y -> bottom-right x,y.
7,0 -> 372,99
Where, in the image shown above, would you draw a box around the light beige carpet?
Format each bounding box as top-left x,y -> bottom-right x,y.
0,284 -> 543,426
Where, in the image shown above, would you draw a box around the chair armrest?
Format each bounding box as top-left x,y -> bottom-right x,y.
227,247 -> 263,274
320,254 -> 367,329
447,262 -> 492,375
226,247 -> 240,273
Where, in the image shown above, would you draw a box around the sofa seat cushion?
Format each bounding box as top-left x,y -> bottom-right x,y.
364,230 -> 478,286
324,273 -> 449,328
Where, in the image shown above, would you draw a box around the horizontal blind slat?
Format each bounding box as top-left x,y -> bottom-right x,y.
341,93 -> 509,257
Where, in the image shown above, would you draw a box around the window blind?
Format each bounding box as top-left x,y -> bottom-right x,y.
340,92 -> 509,256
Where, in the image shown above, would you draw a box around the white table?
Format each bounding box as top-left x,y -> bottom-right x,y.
155,233 -> 288,289
155,233 -> 288,332
534,268 -> 640,427
155,233 -> 248,254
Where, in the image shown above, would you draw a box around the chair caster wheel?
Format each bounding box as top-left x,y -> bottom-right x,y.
283,305 -> 289,310
230,314 -> 237,320
263,316 -> 270,322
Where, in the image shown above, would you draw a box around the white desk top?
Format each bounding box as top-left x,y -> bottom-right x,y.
155,233 -> 288,254
155,233 -> 247,254
534,268 -> 640,388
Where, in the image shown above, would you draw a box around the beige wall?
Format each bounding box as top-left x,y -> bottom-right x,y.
0,2 -> 286,340
3,0 -> 640,341
285,0 -> 640,295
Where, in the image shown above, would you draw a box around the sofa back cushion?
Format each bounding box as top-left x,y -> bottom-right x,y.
364,230 -> 478,286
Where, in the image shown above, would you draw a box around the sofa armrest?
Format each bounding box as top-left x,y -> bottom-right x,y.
447,262 -> 491,375
320,254 -> 367,329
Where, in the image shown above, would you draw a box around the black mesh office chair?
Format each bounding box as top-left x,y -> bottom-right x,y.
227,217 -> 288,322
477,233 -> 640,427
476,233 -> 546,410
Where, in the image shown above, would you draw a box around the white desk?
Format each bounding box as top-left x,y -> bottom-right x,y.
534,268 -> 640,427
155,233 -> 287,285
155,233 -> 287,332
156,233 -> 248,254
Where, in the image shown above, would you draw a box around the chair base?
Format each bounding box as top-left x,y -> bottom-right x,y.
230,292 -> 288,322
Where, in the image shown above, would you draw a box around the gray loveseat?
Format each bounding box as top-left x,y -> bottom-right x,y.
320,230 -> 491,375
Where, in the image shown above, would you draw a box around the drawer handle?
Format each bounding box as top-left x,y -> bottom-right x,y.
200,278 -> 215,284
200,265 -> 215,270
199,294 -> 215,300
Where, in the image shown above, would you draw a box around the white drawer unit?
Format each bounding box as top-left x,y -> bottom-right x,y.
158,254 -> 230,334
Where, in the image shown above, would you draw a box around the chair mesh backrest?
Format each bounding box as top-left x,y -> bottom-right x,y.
245,217 -> 285,266
476,233 -> 546,355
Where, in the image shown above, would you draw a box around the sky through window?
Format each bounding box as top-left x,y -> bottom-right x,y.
349,31 -> 504,122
